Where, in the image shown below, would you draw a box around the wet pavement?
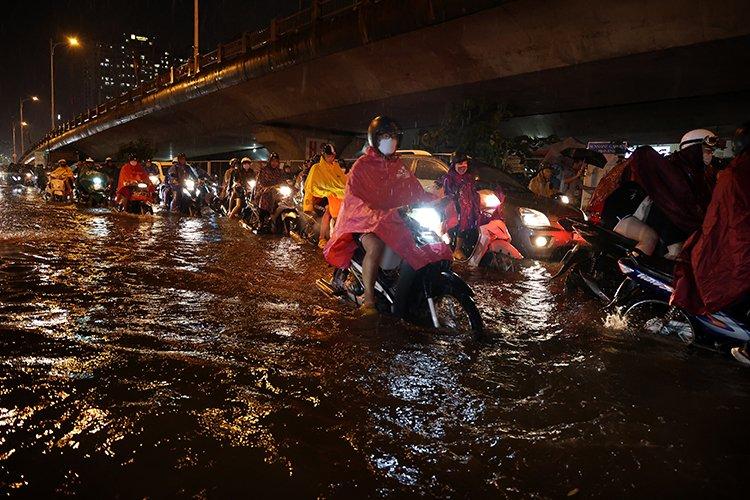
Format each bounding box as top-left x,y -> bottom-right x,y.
0,185 -> 748,497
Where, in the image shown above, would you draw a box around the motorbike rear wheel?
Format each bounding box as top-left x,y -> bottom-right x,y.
623,300 -> 695,345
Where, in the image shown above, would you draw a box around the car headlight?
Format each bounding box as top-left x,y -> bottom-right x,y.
558,195 -> 570,204
519,207 -> 550,228
409,207 -> 442,234
92,177 -> 103,190
482,193 -> 501,209
149,175 -> 159,185
248,179 -> 257,190
184,179 -> 195,191
278,185 -> 292,197
137,182 -> 148,189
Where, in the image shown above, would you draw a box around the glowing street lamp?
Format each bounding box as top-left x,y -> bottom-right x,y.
50,36 -> 81,129
19,95 -> 39,153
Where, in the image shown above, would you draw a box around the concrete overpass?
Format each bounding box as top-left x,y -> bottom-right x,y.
22,0 -> 750,163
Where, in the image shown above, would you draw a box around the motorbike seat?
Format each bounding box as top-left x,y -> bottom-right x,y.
572,220 -> 637,255
633,254 -> 675,282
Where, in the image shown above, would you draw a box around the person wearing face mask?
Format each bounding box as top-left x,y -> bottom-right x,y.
228,157 -> 256,218
303,143 -> 347,249
679,128 -> 723,192
167,153 -> 195,212
253,152 -> 290,218
443,151 -> 480,260
115,154 -> 154,209
323,116 -> 452,317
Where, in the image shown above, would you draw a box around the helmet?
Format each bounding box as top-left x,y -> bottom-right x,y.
177,153 -> 186,160
450,150 -> 469,166
680,129 -> 718,150
732,122 -> 750,156
85,157 -> 94,162
128,153 -> 137,160
58,159 -> 67,165
268,152 -> 280,162
321,143 -> 336,156
229,157 -> 238,166
367,115 -> 402,149
105,157 -> 112,162
240,156 -> 252,164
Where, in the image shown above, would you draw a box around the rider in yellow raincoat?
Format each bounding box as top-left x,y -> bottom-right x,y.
303,144 -> 347,248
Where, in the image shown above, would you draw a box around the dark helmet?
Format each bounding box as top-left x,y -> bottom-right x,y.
450,150 -> 469,167
367,115 -> 402,149
177,153 -> 187,160
268,152 -> 280,162
128,153 -> 137,161
321,143 -> 336,156
732,122 -> 750,156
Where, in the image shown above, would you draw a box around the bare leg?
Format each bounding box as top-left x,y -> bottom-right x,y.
228,198 -> 242,218
360,233 -> 385,308
320,208 -> 332,241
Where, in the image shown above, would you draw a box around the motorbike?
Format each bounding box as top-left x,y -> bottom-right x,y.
611,253 -> 750,358
244,181 -> 300,236
453,189 -> 524,270
21,169 -> 36,187
316,205 -> 484,335
175,177 -> 206,216
123,182 -> 154,215
75,169 -> 112,207
44,176 -> 74,202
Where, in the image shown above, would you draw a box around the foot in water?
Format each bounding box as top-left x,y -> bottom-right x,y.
318,238 -> 328,249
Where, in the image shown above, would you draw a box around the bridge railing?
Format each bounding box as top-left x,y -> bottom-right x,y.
22,0 -> 492,161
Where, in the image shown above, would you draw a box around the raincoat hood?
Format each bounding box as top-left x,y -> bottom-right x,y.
303,156 -> 347,214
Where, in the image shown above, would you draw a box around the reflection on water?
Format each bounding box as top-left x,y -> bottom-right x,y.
0,187 -> 748,497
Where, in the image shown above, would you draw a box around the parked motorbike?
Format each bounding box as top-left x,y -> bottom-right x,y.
316,205 -> 484,335
75,169 -> 112,207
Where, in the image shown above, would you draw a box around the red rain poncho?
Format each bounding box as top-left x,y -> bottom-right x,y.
117,161 -> 153,193
443,168 -> 480,231
324,148 -> 452,270
671,153 -> 750,314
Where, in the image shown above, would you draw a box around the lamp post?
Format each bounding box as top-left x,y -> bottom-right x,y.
19,96 -> 39,154
50,36 -> 80,130
193,0 -> 200,73
11,122 -> 17,163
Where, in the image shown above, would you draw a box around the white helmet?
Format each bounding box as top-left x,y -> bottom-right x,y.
680,129 -> 717,150
241,156 -> 252,164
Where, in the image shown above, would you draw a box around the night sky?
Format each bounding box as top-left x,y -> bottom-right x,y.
1,0 -> 300,159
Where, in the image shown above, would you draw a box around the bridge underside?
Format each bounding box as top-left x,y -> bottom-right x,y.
37,0 -> 750,161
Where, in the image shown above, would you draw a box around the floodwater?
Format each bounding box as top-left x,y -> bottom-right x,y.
0,185 -> 748,497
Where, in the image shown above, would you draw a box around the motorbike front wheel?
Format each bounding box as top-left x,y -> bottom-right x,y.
623,300 -> 695,345
428,286 -> 484,335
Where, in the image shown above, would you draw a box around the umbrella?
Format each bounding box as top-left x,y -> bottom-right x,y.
560,147 -> 607,168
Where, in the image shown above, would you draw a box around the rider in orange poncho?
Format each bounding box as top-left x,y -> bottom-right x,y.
323,116 -> 452,314
115,155 -> 154,208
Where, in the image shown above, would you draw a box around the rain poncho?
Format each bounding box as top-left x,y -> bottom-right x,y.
671,154 -> 750,314
50,165 -> 74,180
443,168 -> 480,232
117,161 -> 153,193
303,157 -> 346,218
324,147 -> 452,270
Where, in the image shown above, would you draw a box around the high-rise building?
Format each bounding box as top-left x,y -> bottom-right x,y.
90,34 -> 186,104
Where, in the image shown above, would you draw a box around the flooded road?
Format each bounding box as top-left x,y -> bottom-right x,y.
0,186 -> 748,497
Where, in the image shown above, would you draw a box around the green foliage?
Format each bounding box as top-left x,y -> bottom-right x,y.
114,138 -> 157,162
422,99 -> 558,172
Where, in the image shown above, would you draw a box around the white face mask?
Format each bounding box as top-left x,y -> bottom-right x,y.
378,138 -> 397,156
129,160 -> 137,166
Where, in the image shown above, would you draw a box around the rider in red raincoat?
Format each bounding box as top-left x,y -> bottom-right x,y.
116,155 -> 154,208
323,116 -> 451,314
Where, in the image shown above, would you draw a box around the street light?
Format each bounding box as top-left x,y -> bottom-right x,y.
50,36 -> 81,130
19,95 -> 39,154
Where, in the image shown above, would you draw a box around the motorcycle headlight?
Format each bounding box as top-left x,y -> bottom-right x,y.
184,179 -> 195,191
482,193 -> 501,209
278,185 -> 292,197
92,177 -> 103,190
182,188 -> 191,196
12,176 -> 20,181
25,172 -> 33,178
558,195 -> 570,204
248,179 -> 257,190
519,207 -> 551,228
137,182 -> 148,189
409,207 -> 442,234
149,175 -> 159,185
